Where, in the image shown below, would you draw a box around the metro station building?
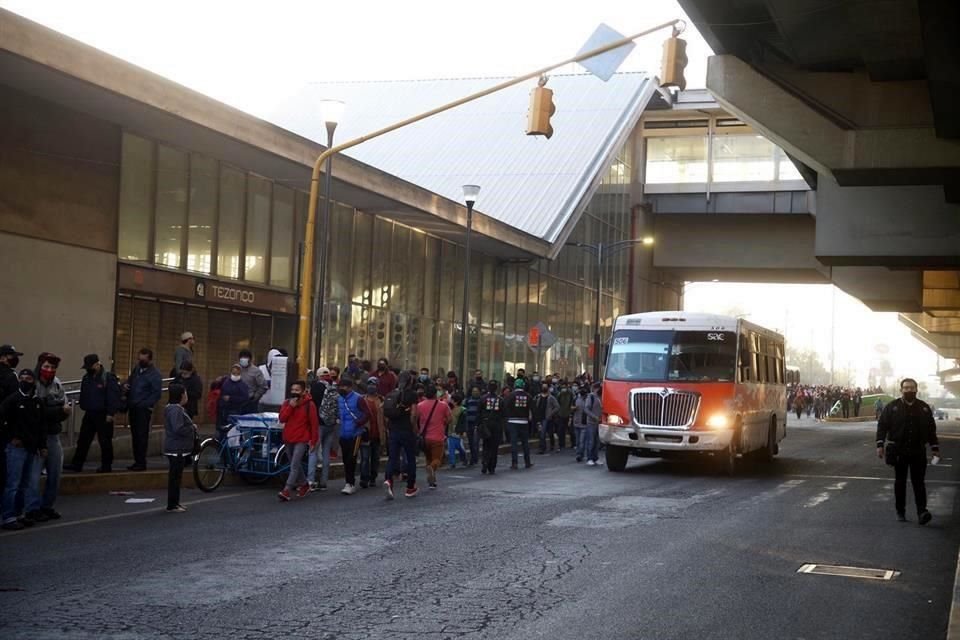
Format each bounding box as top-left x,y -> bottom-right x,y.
0,9 -> 813,388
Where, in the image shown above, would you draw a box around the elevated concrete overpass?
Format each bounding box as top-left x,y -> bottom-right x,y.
674,0 -> 960,374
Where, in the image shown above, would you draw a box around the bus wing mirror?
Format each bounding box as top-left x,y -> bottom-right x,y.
603,342 -> 610,366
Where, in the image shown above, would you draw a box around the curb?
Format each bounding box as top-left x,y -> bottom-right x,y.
57,439 -> 549,494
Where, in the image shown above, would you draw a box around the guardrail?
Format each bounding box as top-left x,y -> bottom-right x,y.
61,377 -> 175,447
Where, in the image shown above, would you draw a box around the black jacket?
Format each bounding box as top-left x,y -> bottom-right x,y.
503,390 -> 532,421
172,372 -> 203,419
876,398 -> 939,455
79,369 -> 122,415
0,363 -> 18,402
0,390 -> 46,452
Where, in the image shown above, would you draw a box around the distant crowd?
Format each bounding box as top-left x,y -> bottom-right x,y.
787,384 -> 885,420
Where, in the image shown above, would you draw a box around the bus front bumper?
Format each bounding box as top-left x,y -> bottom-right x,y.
599,424 -> 734,452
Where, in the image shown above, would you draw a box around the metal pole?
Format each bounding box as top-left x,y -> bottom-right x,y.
311,123 -> 336,370
294,18 -> 684,372
459,201 -> 474,391
594,244 -> 603,379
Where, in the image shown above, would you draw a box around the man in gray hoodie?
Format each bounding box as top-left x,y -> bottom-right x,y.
237,349 -> 266,413
28,352 -> 70,521
573,382 -> 602,465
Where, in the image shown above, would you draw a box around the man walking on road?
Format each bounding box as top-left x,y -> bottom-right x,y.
125,348 -> 162,471
65,354 -> 121,473
383,371 -> 419,499
277,380 -> 319,502
479,381 -> 503,475
877,378 -> 939,525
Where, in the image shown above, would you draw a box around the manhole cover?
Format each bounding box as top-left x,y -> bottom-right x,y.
797,564 -> 899,580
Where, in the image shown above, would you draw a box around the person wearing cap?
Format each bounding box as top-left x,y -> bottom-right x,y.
65,354 -> 122,473
27,352 -> 70,521
503,378 -> 534,470
0,344 -> 24,402
1,368 -> 45,530
359,376 -> 385,489
307,366 -> 340,491
173,332 -> 195,377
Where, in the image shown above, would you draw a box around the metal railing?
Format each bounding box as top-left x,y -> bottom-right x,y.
61,377 -> 175,447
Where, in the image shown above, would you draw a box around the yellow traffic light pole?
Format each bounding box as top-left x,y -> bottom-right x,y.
296,18 -> 685,374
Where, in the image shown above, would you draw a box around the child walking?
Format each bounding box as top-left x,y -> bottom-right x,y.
164,384 -> 198,513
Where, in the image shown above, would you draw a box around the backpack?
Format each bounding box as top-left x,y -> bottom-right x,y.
318,385 -> 339,428
383,389 -> 404,419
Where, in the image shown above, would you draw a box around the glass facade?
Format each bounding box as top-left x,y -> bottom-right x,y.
117,131 -> 633,380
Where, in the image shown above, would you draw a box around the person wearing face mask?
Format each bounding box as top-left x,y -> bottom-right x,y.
466,370 -> 486,397
573,383 -> 602,465
336,378 -> 370,495
0,369 -> 45,530
877,378 -> 940,525
218,365 -> 250,434
374,358 -> 398,397
277,381 -> 319,502
65,354 -> 121,473
26,352 -> 70,522
532,383 -> 560,455
172,361 -> 203,419
236,349 -> 266,413
124,348 -> 163,472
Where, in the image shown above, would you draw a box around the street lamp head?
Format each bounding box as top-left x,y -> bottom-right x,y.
319,99 -> 346,126
462,184 -> 481,206
641,236 -> 655,246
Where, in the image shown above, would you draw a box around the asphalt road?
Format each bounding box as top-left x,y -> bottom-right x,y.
2,416 -> 959,640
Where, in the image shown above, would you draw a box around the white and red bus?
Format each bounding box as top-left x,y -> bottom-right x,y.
599,311 -> 787,474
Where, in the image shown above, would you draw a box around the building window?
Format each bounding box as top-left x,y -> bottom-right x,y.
713,134 -> 776,182
645,136 -> 707,183
217,165 -> 245,279
118,133 -> 154,262
270,185 -> 294,288
154,145 -> 188,268
187,154 -> 217,274
244,175 -> 271,283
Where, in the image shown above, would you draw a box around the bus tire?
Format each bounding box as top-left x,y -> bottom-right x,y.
605,445 -> 629,472
761,419 -> 777,463
719,425 -> 740,476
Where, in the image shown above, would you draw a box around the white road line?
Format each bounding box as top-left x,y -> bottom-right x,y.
2,491 -> 248,537
787,474 -> 960,485
804,492 -> 831,508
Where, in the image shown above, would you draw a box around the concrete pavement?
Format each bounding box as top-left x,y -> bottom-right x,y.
1,416 -> 958,639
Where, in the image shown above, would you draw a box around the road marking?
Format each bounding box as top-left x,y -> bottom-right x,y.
2,491 -> 247,537
787,474 -> 960,485
804,492 -> 831,508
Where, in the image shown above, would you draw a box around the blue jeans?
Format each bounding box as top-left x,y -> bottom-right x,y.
575,426 -> 586,460
447,435 -> 467,467
2,444 -> 36,524
584,424 -> 599,462
386,429 -> 417,489
538,418 -> 554,452
308,425 -> 339,485
360,439 -> 381,485
507,421 -> 531,466
28,434 -> 62,512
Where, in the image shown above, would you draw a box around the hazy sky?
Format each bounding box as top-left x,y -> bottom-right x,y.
1,0 -> 945,389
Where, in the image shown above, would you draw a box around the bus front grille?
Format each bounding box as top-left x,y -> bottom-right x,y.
631,389 -> 700,428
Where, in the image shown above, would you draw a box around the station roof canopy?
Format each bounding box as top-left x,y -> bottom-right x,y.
271,73 -> 658,256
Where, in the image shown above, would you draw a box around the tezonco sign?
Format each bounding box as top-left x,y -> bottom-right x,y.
209,284 -> 256,304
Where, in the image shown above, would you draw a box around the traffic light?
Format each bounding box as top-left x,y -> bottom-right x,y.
660,34 -> 688,90
526,85 -> 556,139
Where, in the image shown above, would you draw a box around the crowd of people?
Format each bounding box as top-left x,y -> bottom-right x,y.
787,384 -> 885,421
0,331 -> 608,528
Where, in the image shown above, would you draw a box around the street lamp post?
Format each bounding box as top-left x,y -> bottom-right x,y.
567,236 -> 654,378
459,185 -> 481,390
311,99 -> 345,369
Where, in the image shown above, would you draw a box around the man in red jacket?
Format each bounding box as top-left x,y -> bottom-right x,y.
277,380 -> 319,501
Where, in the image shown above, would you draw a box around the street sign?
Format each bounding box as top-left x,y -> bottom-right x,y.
527,321 -> 557,351
576,23 -> 637,82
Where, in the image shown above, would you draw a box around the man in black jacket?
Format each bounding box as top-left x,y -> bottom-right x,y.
124,348 -> 163,471
877,378 -> 940,524
0,344 -> 23,401
1,369 -> 45,530
65,354 -> 122,473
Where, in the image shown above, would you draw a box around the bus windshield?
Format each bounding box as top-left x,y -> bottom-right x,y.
605,329 -> 737,382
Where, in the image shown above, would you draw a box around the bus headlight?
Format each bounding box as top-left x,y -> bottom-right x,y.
606,414 -> 626,426
705,414 -> 729,429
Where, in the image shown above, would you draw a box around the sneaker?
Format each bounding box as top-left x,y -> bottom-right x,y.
25,510 -> 49,523
429,481 -> 437,490
919,510 -> 932,526
897,513 -> 907,522
296,484 -> 310,499
576,456 -> 583,463
384,479 -> 395,500
41,508 -> 61,520
586,460 -> 596,466
177,504 -> 188,512
2,520 -> 25,531
481,467 -> 488,475
165,505 -> 187,513
404,485 -> 419,498
341,484 -> 357,495
277,488 -> 292,502
308,482 -> 320,493
318,482 -> 328,491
